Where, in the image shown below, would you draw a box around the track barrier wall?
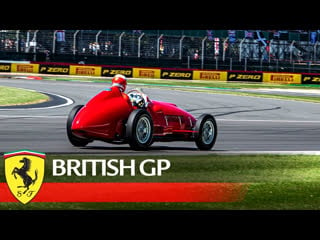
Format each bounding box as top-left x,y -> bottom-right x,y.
1,61 -> 320,85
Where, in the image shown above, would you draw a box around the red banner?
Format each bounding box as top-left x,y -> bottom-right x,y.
0,182 -> 248,203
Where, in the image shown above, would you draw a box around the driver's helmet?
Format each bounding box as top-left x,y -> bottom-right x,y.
128,92 -> 145,108
111,74 -> 127,92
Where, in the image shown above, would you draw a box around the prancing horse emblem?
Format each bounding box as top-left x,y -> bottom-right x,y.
12,157 -> 38,194
4,150 -> 45,204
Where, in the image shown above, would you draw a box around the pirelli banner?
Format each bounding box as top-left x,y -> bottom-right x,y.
133,68 -> 161,79
39,64 -> 69,75
102,67 -> 133,78
11,63 -> 39,73
69,65 -> 101,77
301,74 -> 320,84
228,72 -> 263,82
263,72 -> 301,84
161,69 -> 193,80
193,70 -> 227,81
0,62 -> 11,72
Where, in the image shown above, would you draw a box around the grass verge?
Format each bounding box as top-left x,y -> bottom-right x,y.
0,86 -> 49,106
1,154 -> 320,210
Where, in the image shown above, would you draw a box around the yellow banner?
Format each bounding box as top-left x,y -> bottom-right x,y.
263,73 -> 301,84
193,70 -> 227,81
11,63 -> 39,73
133,68 -> 161,79
69,65 -> 101,76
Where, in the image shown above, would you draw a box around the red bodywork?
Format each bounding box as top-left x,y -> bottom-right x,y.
71,87 -> 197,143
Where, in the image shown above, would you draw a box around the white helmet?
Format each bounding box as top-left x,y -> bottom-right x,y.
129,92 -> 145,108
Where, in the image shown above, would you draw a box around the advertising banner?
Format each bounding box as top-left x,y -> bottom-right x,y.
101,67 -> 133,77
11,63 -> 39,73
263,72 -> 301,84
228,71 -> 263,82
69,65 -> 101,76
0,63 -> 11,72
161,69 -> 193,80
193,70 -> 227,81
301,74 -> 320,84
133,68 -> 161,79
39,64 -> 70,75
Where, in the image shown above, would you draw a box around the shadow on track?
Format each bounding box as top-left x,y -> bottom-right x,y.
80,145 -> 200,151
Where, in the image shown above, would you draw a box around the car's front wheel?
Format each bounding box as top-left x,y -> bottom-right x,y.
194,114 -> 218,150
66,105 -> 92,147
126,109 -> 153,150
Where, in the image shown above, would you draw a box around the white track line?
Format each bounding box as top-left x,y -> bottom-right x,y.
0,115 -> 66,118
0,90 -> 73,110
217,118 -> 320,123
211,150 -> 320,155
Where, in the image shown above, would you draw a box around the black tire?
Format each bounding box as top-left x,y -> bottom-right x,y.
66,105 -> 92,147
194,114 -> 218,150
126,109 -> 153,150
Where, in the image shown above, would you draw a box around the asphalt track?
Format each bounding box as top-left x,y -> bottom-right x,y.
1,77 -> 320,155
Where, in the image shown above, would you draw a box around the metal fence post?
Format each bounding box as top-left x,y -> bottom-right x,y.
138,32 -> 145,58
314,41 -> 318,62
201,36 -> 207,69
15,30 -> 20,52
239,38 -> 245,62
269,39 -> 273,63
223,37 -> 229,61
95,30 -> 102,56
33,30 -> 39,54
289,40 -> 295,63
157,34 -> 163,59
119,32 -> 125,57
73,30 -> 79,55
52,30 -> 57,54
179,35 -> 185,60
26,31 -> 30,53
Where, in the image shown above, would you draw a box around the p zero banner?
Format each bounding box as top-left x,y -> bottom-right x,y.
133,68 -> 161,79
263,73 -> 301,84
228,72 -> 263,82
69,65 -> 101,77
11,63 -> 39,73
39,64 -> 70,75
193,70 -> 227,81
301,74 -> 320,84
0,63 -> 11,72
161,69 -> 193,80
101,67 -> 133,78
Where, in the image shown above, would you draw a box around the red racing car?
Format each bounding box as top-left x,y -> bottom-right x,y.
66,87 -> 218,150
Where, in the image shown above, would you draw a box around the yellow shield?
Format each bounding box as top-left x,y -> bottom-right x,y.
4,150 -> 45,204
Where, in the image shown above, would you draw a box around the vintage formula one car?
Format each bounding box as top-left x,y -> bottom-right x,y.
66,87 -> 218,150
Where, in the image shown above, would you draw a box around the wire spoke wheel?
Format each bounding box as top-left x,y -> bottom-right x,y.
202,120 -> 215,144
194,114 -> 218,150
136,116 -> 151,144
126,109 -> 153,150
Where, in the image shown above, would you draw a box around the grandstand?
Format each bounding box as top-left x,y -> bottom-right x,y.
1,30 -> 320,73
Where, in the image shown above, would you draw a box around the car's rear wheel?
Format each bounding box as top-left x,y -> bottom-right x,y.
194,114 -> 217,150
126,109 -> 153,150
66,105 -> 92,147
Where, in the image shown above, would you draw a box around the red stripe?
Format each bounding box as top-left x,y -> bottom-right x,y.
0,182 -> 248,202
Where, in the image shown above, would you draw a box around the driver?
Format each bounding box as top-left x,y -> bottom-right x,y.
128,91 -> 146,108
111,74 -> 147,108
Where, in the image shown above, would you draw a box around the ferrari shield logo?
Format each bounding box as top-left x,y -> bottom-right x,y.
4,150 -> 45,204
